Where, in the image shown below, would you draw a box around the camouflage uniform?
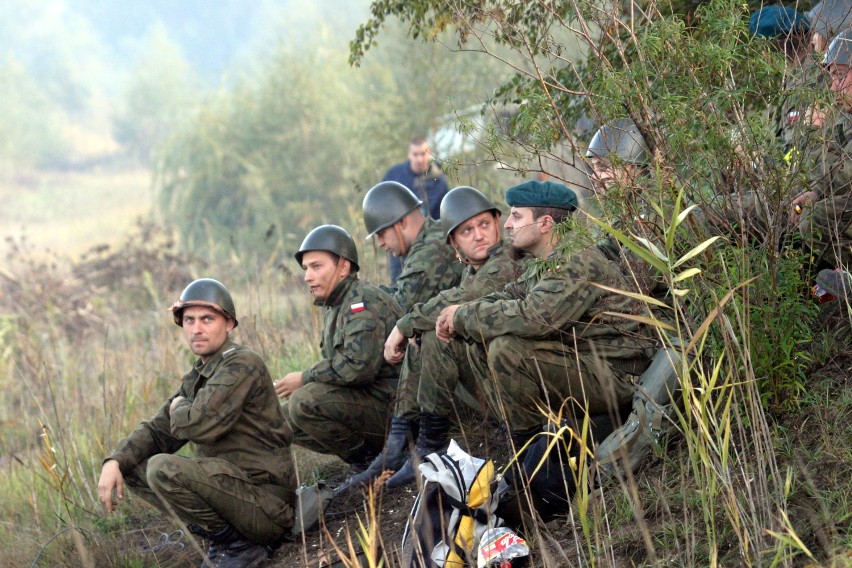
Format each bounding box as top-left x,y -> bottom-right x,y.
392,242 -> 524,418
796,110 -> 852,266
383,217 -> 464,312
282,275 -> 403,459
771,55 -> 826,150
453,241 -> 657,432
106,339 -> 295,545
382,217 -> 463,419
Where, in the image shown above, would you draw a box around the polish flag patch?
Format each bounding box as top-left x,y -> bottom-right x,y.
350,302 -> 366,313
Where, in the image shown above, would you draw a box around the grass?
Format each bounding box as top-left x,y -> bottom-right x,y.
0,169 -> 850,567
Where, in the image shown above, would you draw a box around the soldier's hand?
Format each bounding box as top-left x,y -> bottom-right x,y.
275,372 -> 304,398
384,326 -> 407,365
169,395 -> 186,415
804,107 -> 828,127
790,191 -> 817,222
436,305 -> 459,343
98,459 -> 123,514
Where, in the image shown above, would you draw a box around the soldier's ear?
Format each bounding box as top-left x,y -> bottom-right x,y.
539,215 -> 554,233
339,258 -> 352,278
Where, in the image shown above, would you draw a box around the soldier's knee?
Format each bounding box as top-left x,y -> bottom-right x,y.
145,453 -> 182,490
286,388 -> 316,429
486,335 -> 521,367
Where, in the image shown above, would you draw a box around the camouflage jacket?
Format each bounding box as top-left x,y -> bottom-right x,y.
107,338 -> 292,485
383,218 -> 464,313
303,275 -> 402,400
453,241 -> 656,361
771,55 -> 826,149
396,242 -> 524,337
799,110 -> 852,200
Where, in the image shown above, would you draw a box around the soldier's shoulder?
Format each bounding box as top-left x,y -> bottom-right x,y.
216,343 -> 269,375
346,279 -> 401,312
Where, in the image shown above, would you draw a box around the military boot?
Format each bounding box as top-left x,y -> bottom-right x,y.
334,417 -> 414,497
385,413 -> 450,488
595,346 -> 683,486
342,441 -> 381,471
190,524 -> 268,568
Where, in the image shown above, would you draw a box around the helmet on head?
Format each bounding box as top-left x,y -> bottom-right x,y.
809,0 -> 852,42
362,181 -> 423,238
824,28 -> 852,66
170,278 -> 237,327
296,225 -> 359,271
440,186 -> 500,242
586,118 -> 649,166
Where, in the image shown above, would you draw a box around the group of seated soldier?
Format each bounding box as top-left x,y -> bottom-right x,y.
94,6 -> 852,566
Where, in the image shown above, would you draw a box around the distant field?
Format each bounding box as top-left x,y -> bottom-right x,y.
0,168 -> 154,259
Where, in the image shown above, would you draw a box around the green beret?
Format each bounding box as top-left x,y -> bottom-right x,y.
505,180 -> 578,211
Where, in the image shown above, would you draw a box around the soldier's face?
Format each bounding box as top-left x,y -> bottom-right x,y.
375,225 -> 404,256
451,211 -> 500,264
829,64 -> 852,110
408,142 -> 431,175
504,206 -> 543,253
301,251 -> 348,300
181,306 -> 235,362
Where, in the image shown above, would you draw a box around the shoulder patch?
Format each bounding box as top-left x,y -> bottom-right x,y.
222,347 -> 237,358
350,302 -> 366,313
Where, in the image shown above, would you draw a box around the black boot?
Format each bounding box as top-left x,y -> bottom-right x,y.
334,417 -> 414,496
190,524 -> 268,568
342,441 -> 381,471
386,413 -> 451,489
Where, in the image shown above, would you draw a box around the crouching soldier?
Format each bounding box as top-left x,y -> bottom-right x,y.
276,225 -> 403,468
437,178 -> 657,518
97,278 -> 296,568
336,186 -> 524,492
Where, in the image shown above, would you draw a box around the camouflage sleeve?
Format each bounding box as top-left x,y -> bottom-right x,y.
389,258 -> 460,313
453,267 -> 599,342
397,256 -> 519,336
302,310 -> 388,386
107,394 -> 186,473
169,351 -> 266,444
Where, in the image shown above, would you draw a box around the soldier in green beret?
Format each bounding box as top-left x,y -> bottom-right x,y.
437,177 -> 657,512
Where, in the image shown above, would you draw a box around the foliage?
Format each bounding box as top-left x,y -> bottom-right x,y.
112,26 -> 200,164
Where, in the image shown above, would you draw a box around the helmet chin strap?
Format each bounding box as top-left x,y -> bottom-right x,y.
394,223 -> 410,257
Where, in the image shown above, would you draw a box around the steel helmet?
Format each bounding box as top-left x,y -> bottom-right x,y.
809,0 -> 852,42
362,181 -> 423,238
824,28 -> 852,66
586,118 -> 649,165
440,186 -> 500,242
296,224 -> 360,271
170,278 -> 238,327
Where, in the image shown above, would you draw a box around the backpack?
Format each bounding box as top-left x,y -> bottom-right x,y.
402,440 -> 501,567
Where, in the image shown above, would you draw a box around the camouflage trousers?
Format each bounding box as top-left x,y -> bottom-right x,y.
393,343 -> 422,420
417,330 -> 484,416
282,383 -> 391,460
124,454 -> 295,545
471,335 -> 637,432
798,195 -> 852,267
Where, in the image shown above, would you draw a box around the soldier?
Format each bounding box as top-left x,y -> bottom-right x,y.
337,186 -> 524,492
790,29 -> 852,275
437,179 -> 657,513
362,180 -> 464,312
276,225 -> 403,468
97,278 -> 295,568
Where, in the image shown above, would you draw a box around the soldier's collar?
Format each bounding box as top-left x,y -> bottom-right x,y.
314,275 -> 356,307
195,337 -> 236,378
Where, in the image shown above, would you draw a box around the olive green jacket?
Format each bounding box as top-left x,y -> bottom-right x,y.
107,338 -> 292,485
453,242 -> 656,361
303,275 -> 402,400
395,242 -> 524,337
384,218 -> 464,313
